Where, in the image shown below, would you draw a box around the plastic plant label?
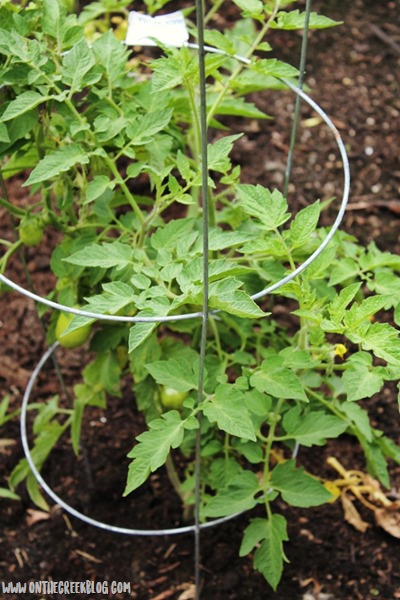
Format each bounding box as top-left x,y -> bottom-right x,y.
125,11 -> 189,47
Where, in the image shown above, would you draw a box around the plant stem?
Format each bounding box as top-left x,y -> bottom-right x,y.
206,0 -> 282,126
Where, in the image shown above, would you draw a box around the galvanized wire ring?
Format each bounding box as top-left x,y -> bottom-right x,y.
0,50 -> 350,323
20,342 -> 246,536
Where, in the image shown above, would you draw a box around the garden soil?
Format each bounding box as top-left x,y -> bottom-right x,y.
1,0 -> 400,598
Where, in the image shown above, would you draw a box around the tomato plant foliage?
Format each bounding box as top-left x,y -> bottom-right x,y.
1,0 -> 400,591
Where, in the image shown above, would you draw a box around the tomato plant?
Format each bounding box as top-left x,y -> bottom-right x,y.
1,0 -> 400,592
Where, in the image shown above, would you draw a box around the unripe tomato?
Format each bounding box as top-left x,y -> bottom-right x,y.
159,386 -> 188,410
19,216 -> 44,247
116,345 -> 129,369
55,311 -> 91,349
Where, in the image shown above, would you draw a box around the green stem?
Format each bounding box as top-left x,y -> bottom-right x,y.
0,197 -> 25,216
204,0 -> 225,24
0,240 -> 23,274
206,0 -> 282,126
262,397 -> 284,507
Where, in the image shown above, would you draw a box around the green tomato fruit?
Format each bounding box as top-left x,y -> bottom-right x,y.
19,216 -> 44,247
160,387 -> 188,410
55,310 -> 91,349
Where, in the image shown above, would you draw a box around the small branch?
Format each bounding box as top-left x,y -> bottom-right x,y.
368,23 -> 400,57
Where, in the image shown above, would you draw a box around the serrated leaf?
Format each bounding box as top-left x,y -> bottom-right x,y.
328,258 -> 360,285
203,384 -> 256,441
145,358 -> 199,392
250,356 -> 308,401
350,322 -> 400,366
24,144 -> 90,186
344,295 -> 393,329
236,184 -> 290,230
271,10 -> 341,30
150,218 -> 195,251
63,241 -> 133,269
342,365 -> 385,402
232,0 -> 263,16
253,58 -> 299,79
253,514 -> 289,591
84,175 -> 113,204
338,402 -> 373,442
207,278 -> 266,319
207,134 -> 242,172
128,300 -> 170,352
282,407 -> 348,446
2,91 -> 49,122
328,282 -> 362,322
202,471 -> 259,518
62,38 -> 95,92
124,411 -> 185,494
92,30 -> 128,84
132,109 -> 173,144
42,0 -> 61,37
240,517 -> 269,556
270,460 -> 333,507
289,201 -> 320,248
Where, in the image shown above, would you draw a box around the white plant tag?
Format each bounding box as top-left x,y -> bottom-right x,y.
125,11 -> 189,47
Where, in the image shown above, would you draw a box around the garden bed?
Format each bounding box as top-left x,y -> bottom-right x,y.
1,0 -> 400,598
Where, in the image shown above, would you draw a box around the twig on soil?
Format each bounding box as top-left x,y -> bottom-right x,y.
367,23 -> 400,56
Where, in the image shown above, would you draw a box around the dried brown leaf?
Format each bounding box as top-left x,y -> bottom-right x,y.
177,585 -> 196,600
26,509 -> 50,527
341,493 -> 369,533
374,507 -> 400,538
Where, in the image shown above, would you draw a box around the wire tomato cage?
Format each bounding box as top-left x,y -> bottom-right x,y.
2,1 -> 350,597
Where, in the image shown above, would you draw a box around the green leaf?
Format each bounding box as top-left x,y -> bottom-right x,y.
232,0 -> 263,16
350,322 -> 400,366
145,358 -> 199,392
202,471 -> 259,518
84,175 -> 113,204
344,295 -> 393,329
2,91 -> 49,122
131,109 -> 173,144
207,134 -> 242,173
282,407 -> 348,446
252,515 -> 289,591
208,278 -> 265,319
0,487 -> 20,501
271,10 -> 341,30
128,301 -> 170,352
236,184 -> 290,230
342,364 -> 385,402
289,201 -> 320,248
270,460 -> 333,507
328,258 -> 360,285
250,356 -> 308,401
338,402 -> 373,443
124,411 -> 185,494
42,0 -> 61,37
92,30 -> 128,84
63,241 -> 133,269
203,384 -> 256,441
150,218 -> 195,251
62,38 -> 95,92
328,282 -> 362,322
252,58 -> 299,79
23,144 -> 90,186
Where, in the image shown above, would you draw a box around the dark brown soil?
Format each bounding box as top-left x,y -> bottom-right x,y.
1,1 -> 400,599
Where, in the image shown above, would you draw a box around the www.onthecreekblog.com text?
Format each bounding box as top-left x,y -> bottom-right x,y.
1,580 -> 132,595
